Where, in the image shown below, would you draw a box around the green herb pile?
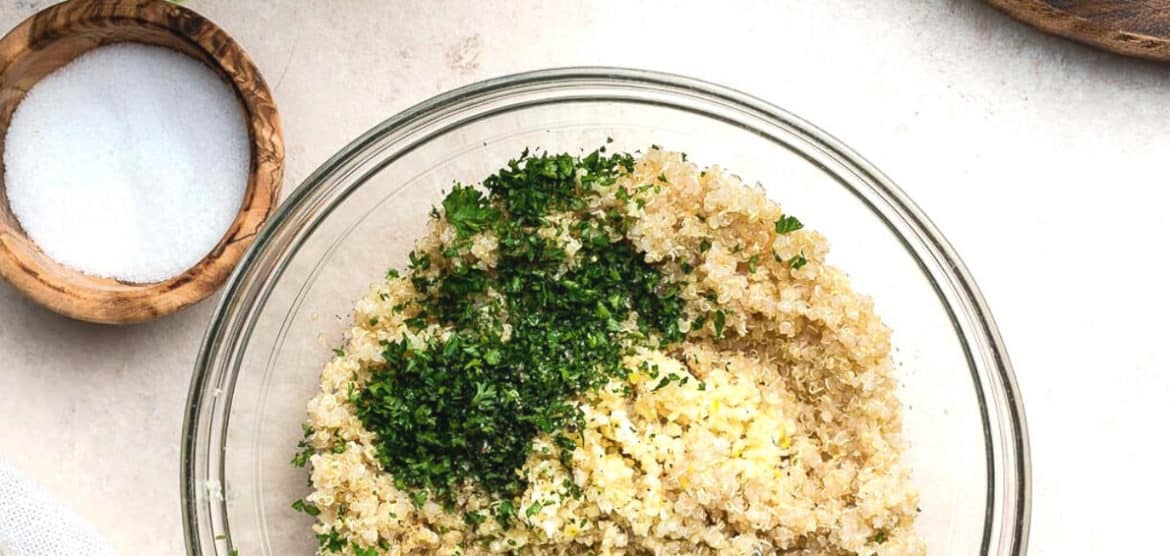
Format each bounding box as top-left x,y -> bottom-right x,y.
352,148 -> 687,523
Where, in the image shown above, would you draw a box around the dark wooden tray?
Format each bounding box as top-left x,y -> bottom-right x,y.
987,0 -> 1170,61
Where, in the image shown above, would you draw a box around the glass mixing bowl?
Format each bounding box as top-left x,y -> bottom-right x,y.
182,68 -> 1030,555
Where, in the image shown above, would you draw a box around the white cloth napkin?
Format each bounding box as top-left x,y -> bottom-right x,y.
0,456 -> 117,556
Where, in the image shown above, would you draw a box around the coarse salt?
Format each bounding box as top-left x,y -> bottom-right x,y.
3,43 -> 249,283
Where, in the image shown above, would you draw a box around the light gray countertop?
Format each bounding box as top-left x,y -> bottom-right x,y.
1,1 -> 1167,554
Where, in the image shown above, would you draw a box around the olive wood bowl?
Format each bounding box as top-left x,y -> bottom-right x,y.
0,0 -> 283,324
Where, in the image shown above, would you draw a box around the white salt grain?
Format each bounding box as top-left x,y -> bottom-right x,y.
4,43 -> 249,283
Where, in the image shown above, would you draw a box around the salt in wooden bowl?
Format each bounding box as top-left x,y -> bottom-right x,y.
0,0 -> 283,324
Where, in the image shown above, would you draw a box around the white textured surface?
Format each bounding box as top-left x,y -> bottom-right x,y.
4,43 -> 249,283
0,455 -> 117,556
0,0 -> 1167,554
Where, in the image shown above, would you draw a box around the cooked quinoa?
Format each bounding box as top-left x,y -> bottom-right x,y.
297,147 -> 924,555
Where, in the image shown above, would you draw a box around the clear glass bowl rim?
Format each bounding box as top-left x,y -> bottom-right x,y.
181,67 -> 1031,555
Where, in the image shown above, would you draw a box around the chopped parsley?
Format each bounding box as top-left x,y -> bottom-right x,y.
442,184 -> 498,238
316,529 -> 345,553
291,423 -> 313,468
525,500 -> 549,518
353,149 -> 688,521
774,214 -> 804,234
652,373 -> 685,391
789,252 -> 808,270
463,510 -> 487,526
352,543 -> 379,556
291,499 -> 320,516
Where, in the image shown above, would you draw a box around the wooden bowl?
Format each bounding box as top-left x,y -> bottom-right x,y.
0,0 -> 283,324
987,0 -> 1170,61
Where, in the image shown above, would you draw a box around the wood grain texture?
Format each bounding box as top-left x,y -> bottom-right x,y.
987,0 -> 1170,61
0,0 -> 284,324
